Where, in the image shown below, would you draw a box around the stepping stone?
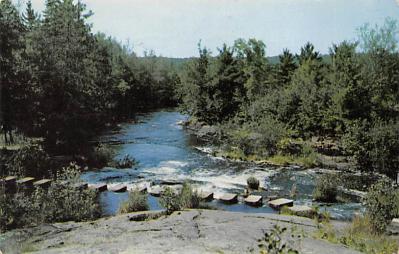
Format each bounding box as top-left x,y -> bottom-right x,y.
89,183 -> 107,192
109,184 -> 127,193
287,205 -> 315,218
268,198 -> 294,209
72,182 -> 88,190
33,179 -> 52,188
4,176 -> 17,184
16,177 -> 35,187
160,180 -> 183,185
219,193 -> 238,204
244,195 -> 263,206
199,191 -> 214,201
130,185 -> 147,193
149,186 -> 163,197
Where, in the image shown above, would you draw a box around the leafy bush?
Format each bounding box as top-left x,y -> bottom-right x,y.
115,154 -> 137,169
179,182 -> 200,209
5,143 -> 51,177
118,190 -> 149,214
258,225 -> 299,254
247,176 -> 260,190
89,144 -> 114,168
160,183 -> 201,215
0,163 -> 100,232
313,174 -> 338,202
363,179 -> 398,233
225,116 -> 287,158
160,187 -> 181,215
342,120 -> 399,179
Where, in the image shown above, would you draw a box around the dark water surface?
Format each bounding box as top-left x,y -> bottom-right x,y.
81,110 -> 363,220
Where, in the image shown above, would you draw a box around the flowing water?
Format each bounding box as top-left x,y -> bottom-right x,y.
81,109 -> 364,220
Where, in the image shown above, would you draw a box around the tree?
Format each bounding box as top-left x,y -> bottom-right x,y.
323,41 -> 368,134
234,38 -> 269,100
178,43 -> 212,123
28,0 -> 113,152
357,17 -> 398,53
277,49 -> 297,86
0,0 -> 24,144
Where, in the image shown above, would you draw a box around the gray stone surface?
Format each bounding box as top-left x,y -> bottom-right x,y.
0,210 -> 362,254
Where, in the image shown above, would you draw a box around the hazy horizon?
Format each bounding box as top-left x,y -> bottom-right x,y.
21,0 -> 399,57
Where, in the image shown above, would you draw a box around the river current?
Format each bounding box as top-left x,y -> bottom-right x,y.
81,109 -> 363,220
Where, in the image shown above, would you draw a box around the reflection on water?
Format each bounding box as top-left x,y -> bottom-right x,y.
82,109 -> 364,220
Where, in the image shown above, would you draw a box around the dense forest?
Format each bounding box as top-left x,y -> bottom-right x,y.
0,0 -> 179,157
178,21 -> 399,180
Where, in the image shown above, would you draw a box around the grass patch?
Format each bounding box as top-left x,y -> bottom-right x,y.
314,215 -> 398,254
118,190 -> 149,214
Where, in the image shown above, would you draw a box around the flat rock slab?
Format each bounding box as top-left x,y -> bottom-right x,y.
16,177 -> 35,186
33,179 -> 52,188
244,195 -> 263,206
130,185 -> 147,193
2,210 -> 362,254
199,191 -> 214,201
219,193 -> 238,203
4,176 -> 17,183
88,183 -> 107,192
287,205 -> 315,218
268,198 -> 294,209
109,184 -> 127,192
149,186 -> 163,196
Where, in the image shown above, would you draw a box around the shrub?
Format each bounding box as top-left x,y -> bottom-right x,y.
5,143 -> 51,177
342,120 -> 399,179
118,190 -> 149,214
160,183 -> 201,215
89,144 -> 114,168
363,179 -> 398,233
115,154 -> 137,169
0,163 -> 100,232
160,187 -> 181,215
179,182 -> 200,209
258,225 -> 299,254
247,176 -> 260,190
313,174 -> 338,202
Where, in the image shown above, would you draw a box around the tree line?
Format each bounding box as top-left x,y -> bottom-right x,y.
178,19 -> 399,179
0,0 -> 179,155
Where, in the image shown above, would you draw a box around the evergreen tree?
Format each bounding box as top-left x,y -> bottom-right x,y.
0,0 -> 24,143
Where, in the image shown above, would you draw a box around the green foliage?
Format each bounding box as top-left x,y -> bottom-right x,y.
115,154 -> 137,169
159,187 -> 181,215
0,163 -> 100,232
339,215 -> 398,254
179,20 -> 399,179
160,183 -> 200,215
89,144 -> 114,168
118,190 -> 149,214
363,179 -> 399,233
258,225 -> 299,254
342,120 -> 399,178
247,176 -> 260,190
313,174 -> 338,202
5,143 -> 51,177
316,215 -> 399,254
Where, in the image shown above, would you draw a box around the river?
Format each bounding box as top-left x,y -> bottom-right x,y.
81,109 -> 363,220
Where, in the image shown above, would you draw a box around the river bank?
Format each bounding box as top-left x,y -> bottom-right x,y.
1,209 -> 363,254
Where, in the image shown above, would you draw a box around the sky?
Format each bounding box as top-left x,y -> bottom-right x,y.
23,0 -> 399,57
